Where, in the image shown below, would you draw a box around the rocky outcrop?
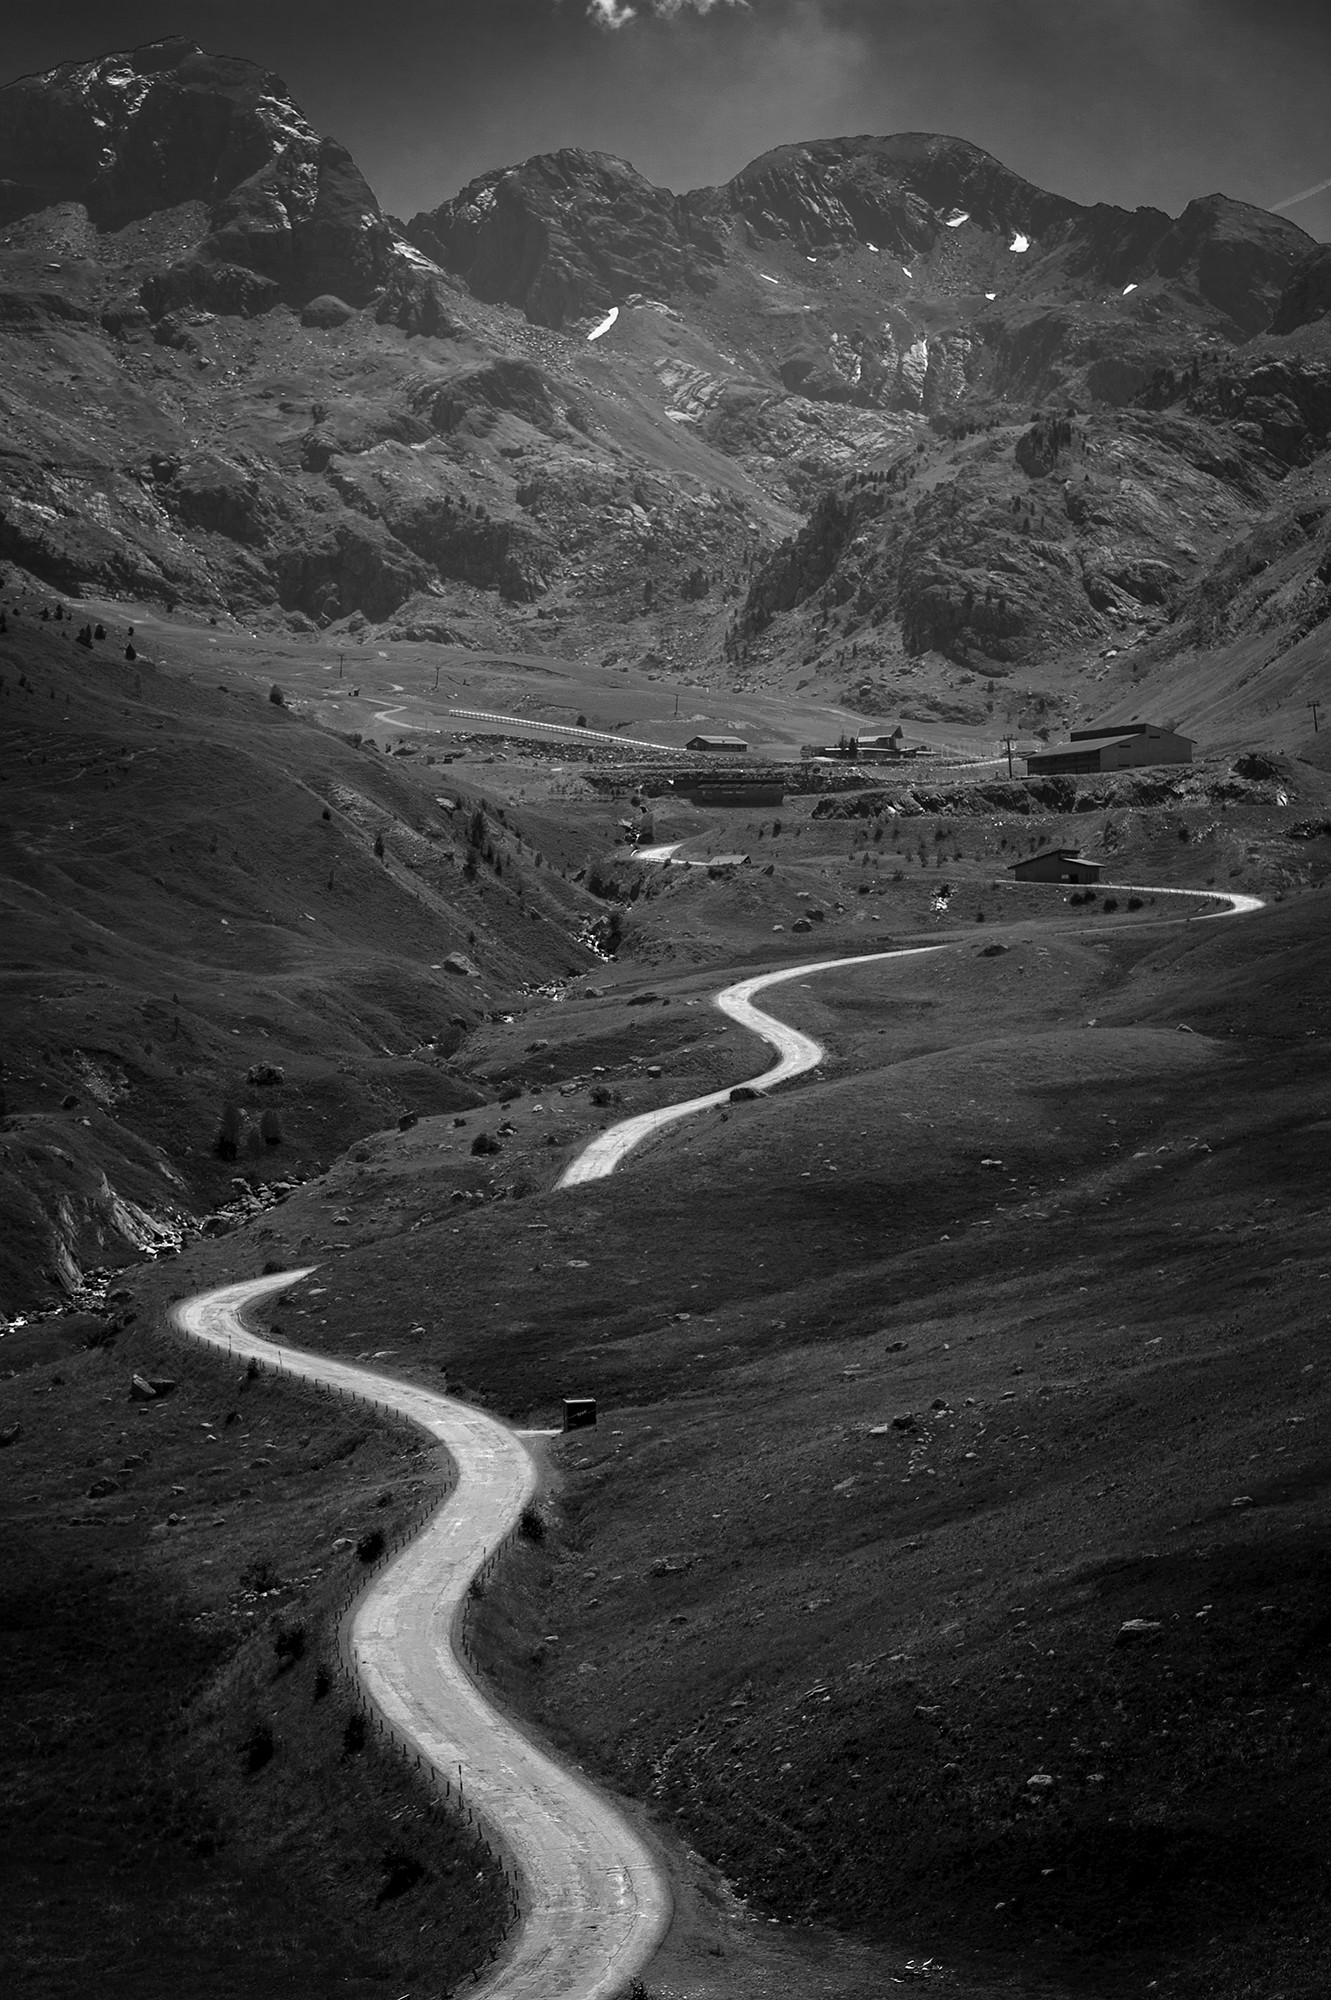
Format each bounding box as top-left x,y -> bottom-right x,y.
408,149 -> 723,328
727,133 -> 1078,256
415,359 -> 558,438
1270,245 -> 1331,335
1145,196 -> 1309,337
270,520 -> 431,623
0,39 -> 395,308
383,498 -> 553,603
740,399 -> 1285,668
373,261 -> 468,338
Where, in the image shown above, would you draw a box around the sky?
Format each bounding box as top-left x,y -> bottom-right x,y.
5,1 -> 1329,239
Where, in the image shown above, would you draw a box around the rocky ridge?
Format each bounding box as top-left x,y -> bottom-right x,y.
0,39 -> 1327,731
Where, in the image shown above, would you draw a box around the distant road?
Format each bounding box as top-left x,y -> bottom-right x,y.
558,945 -> 945,1186
558,885 -> 1263,1186
171,1274 -> 671,2000
446,707 -> 678,752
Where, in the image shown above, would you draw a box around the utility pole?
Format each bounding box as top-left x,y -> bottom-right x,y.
1311,700 -> 1321,734
1003,736 -> 1016,778
338,652 -> 343,680
434,662 -> 441,692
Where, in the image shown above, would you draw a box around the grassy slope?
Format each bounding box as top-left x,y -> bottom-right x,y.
6,595 -> 1331,1997
0,1309 -> 507,1998
221,892 -> 1331,1997
0,610 -> 603,1309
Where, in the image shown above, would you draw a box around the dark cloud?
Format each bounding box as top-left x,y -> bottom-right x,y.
5,1 -> 1328,235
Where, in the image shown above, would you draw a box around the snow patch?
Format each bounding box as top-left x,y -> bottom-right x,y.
985,291 -> 997,300
867,243 -> 880,254
587,305 -> 620,342
1122,282 -> 1138,295
759,272 -> 779,284
902,266 -> 913,278
1009,232 -> 1030,253
945,211 -> 970,228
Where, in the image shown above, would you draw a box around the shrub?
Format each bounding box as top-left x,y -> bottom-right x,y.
520,1504 -> 546,1543
590,1084 -> 614,1106
356,1528 -> 386,1564
244,1723 -> 274,1774
471,1130 -> 502,1155
259,1107 -> 283,1145
214,1099 -> 243,1159
268,684 -> 284,706
377,1847 -> 427,1904
274,1622 -> 306,1668
1127,895 -> 1143,911
313,1663 -> 332,1700
342,1712 -> 366,1756
1102,896 -> 1119,912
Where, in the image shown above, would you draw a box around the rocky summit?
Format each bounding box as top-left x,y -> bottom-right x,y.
0,38 -> 1328,722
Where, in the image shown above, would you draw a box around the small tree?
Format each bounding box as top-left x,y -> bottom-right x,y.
268,684 -> 284,706
215,1100 -> 243,1159
259,1107 -> 283,1146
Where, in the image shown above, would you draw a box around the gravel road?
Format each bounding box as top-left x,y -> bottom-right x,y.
171,1273 -> 671,2000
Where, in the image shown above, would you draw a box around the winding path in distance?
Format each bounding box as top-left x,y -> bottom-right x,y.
558,945 -> 945,1187
558,885 -> 1263,1187
171,1275 -> 671,2000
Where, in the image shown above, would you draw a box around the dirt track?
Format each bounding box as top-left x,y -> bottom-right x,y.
558,886 -> 1261,1188
170,1273 -> 671,2000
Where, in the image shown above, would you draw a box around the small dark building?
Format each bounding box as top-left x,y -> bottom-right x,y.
562,1397 -> 597,1432
686,734 -> 748,753
1009,848 -> 1102,884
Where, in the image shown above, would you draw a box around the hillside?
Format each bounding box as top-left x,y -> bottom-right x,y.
4,34 -> 1331,2000
0,606 -> 610,1310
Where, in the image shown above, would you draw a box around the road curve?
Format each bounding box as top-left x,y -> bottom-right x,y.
1102,882 -> 1265,918
557,886 -> 1263,1188
170,1273 -> 671,2000
557,945 -> 945,1187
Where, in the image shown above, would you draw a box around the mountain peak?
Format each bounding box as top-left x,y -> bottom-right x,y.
0,39 -> 395,306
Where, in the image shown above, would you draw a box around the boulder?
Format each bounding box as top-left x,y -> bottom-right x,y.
301,292 -> 354,329
443,951 -> 479,977
1115,1617 -> 1163,1646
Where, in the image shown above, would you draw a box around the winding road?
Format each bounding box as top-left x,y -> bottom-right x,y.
170,878 -> 1263,1993
558,945 -> 945,1187
171,1275 -> 671,2000
559,884 -> 1262,1187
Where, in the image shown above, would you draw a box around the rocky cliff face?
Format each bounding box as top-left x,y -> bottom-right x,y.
408,149 -> 723,328
0,38 -> 396,308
